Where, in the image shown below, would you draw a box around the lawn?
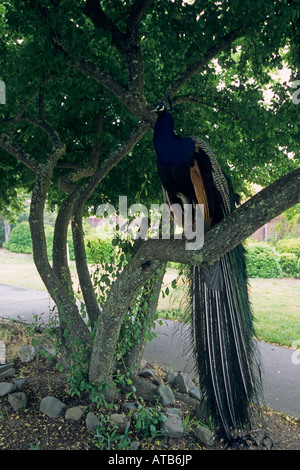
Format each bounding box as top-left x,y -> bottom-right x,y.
158,268 -> 300,348
0,248 -> 299,348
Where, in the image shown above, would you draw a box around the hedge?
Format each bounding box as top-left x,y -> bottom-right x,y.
279,252 -> 299,277
85,235 -> 116,264
4,221 -> 300,279
3,221 -> 54,257
276,238 -> 300,258
245,242 -> 282,278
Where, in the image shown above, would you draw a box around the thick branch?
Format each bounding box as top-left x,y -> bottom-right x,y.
127,0 -> 153,31
0,134 -> 39,173
83,0 -> 126,54
72,55 -> 129,104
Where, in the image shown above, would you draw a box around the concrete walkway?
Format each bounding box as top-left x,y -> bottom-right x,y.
143,319 -> 300,419
1,283 -> 299,419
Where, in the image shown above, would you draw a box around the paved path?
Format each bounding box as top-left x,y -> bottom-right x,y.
0,283 -> 57,324
143,320 -> 300,419
1,283 -> 300,419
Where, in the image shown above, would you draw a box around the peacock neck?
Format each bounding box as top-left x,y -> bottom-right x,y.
154,113 -> 195,168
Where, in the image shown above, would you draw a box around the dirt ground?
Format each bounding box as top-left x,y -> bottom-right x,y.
0,319 -> 300,452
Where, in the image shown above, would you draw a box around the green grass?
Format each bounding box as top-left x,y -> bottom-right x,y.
249,278 -> 300,347
1,248 -> 299,348
158,270 -> 300,348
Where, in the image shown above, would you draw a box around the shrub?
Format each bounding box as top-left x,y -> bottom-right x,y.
4,221 -> 32,253
4,221 -> 54,257
276,238 -> 300,259
246,242 -> 282,278
279,253 -> 300,278
85,235 -> 116,264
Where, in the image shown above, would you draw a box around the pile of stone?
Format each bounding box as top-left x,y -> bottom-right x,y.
0,344 -> 215,448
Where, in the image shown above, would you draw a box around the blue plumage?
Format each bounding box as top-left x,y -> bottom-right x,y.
154,111 -> 195,168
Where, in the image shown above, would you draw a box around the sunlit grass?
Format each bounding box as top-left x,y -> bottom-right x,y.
158,269 -> 300,348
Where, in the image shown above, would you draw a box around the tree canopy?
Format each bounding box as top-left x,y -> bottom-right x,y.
0,0 -> 299,214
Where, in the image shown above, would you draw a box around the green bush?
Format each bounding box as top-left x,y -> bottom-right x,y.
279,253 -> 300,278
4,221 -> 54,257
276,238 -> 300,258
4,221 -> 32,254
246,242 -> 282,278
85,235 -> 115,264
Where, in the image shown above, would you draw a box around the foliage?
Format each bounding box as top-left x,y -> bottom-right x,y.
132,399 -> 167,439
85,235 -> 116,264
279,252 -> 300,278
276,237 -> 300,258
3,221 -> 54,257
246,242 -> 282,278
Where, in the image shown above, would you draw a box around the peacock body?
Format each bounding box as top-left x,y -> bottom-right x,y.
153,102 -> 262,440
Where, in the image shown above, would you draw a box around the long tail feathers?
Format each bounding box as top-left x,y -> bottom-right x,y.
190,244 -> 262,438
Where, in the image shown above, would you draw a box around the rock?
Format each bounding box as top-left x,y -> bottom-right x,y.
189,387 -> 202,401
8,392 -> 27,411
14,378 -> 27,391
110,413 -> 131,434
166,370 -> 176,385
65,406 -> 86,421
165,407 -> 182,418
157,384 -> 175,407
18,345 -> 36,363
122,375 -> 158,403
122,402 -> 138,413
0,363 -> 14,374
138,369 -> 155,378
0,367 -> 15,380
173,372 -> 195,393
40,396 -> 66,418
86,411 -> 101,431
37,344 -> 57,360
173,390 -> 198,407
193,426 -> 215,447
130,440 -> 140,450
152,376 -> 164,386
160,411 -> 183,438
195,398 -> 210,424
0,382 -> 16,396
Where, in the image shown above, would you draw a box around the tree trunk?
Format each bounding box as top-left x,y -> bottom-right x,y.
72,205 -> 101,329
29,167 -> 91,351
4,220 -> 10,243
121,263 -> 167,372
88,258 -> 163,384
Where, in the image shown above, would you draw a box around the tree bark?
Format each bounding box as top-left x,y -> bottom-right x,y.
71,204 -> 101,329
121,263 -> 167,372
88,258 -> 163,384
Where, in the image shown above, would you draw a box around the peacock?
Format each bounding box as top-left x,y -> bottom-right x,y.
153,100 -> 263,443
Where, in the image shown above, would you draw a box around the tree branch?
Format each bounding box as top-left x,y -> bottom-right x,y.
71,55 -> 130,105
75,121 -> 150,205
126,0 -> 153,31
83,0 -> 126,54
166,26 -> 248,98
0,134 -> 39,173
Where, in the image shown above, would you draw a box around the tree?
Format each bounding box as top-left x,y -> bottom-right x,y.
0,0 -> 299,390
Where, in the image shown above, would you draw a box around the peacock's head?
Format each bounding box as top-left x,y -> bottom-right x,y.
153,102 -> 167,116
